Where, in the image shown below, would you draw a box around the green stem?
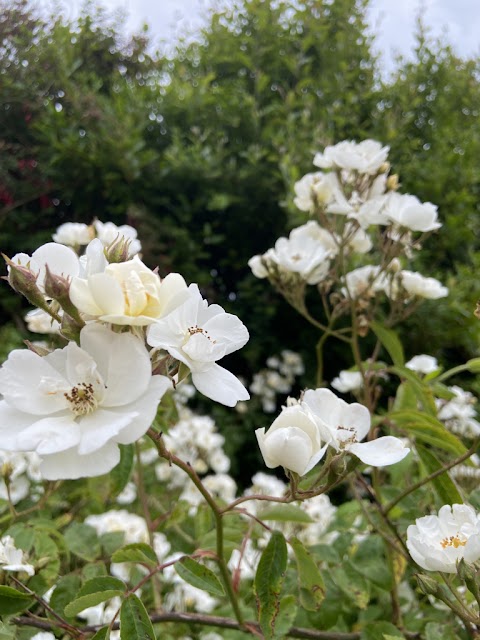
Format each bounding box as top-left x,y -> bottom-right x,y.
147,429 -> 245,627
435,363 -> 471,383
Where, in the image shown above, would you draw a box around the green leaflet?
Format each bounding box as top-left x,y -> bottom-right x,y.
290,537 -> 325,610
175,556 -> 225,597
254,530 -> 289,639
120,594 -> 156,640
370,322 -> 404,366
64,576 -> 125,617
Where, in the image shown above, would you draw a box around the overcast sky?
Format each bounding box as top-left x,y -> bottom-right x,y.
38,0 -> 480,74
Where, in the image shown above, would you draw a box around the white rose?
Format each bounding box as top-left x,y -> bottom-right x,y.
0,324 -> 170,479
94,220 -> 142,257
70,256 -> 189,325
293,172 -> 335,212
302,388 -> 409,467
331,370 -> 364,393
313,139 -> 389,175
406,504 -> 480,573
398,270 -> 448,299
259,221 -> 337,285
147,284 -> 250,407
248,255 -> 269,279
405,355 -> 439,374
341,265 -> 386,298
53,222 -> 94,247
255,404 -> 329,476
384,193 -> 441,232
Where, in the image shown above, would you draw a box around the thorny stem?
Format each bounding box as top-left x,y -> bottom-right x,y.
147,429 -> 245,627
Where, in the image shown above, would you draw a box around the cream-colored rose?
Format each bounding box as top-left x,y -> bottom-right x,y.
256,404 -> 329,476
69,256 -> 188,325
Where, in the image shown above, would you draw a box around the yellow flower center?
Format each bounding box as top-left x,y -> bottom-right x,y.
64,382 -> 98,416
440,535 -> 467,549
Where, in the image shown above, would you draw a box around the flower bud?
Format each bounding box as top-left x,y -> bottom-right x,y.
3,255 -> 45,309
1,462 -> 13,482
43,264 -> 71,300
43,265 -> 85,326
416,573 -> 441,597
379,161 -> 391,174
387,174 -> 399,190
387,258 -> 402,273
457,558 -> 480,604
104,236 -> 131,264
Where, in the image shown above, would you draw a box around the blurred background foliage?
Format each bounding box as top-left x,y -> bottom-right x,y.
1,0 -> 480,483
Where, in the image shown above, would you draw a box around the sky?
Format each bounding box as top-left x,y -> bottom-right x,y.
37,0 -> 480,74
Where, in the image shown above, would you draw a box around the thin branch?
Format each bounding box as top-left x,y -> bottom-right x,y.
384,437 -> 480,515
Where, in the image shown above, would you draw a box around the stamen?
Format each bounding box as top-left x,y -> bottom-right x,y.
440,535 -> 467,549
64,382 -> 98,416
187,325 -> 217,344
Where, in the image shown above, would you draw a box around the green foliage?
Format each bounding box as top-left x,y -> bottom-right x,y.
120,594 -> 156,640
0,586 -> 33,615
174,557 -> 225,597
64,576 -> 126,617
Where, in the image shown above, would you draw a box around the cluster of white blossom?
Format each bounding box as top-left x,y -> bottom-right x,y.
436,385 -> 480,438
405,354 -> 439,375
256,388 -> 409,476
228,472 -> 337,582
331,369 -> 364,394
53,219 -> 141,257
1,220 -> 250,480
249,139 -> 448,310
82,507 -> 221,613
154,406 -> 230,489
0,534 -> 34,576
250,350 -> 304,412
0,449 -> 43,504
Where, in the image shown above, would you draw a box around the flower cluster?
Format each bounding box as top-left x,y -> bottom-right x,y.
250,350 -> 304,412
0,535 -> 34,576
1,220 -> 250,479
154,406 -> 230,488
436,385 -> 480,438
250,139 -> 448,320
0,449 -> 42,505
256,388 -> 409,476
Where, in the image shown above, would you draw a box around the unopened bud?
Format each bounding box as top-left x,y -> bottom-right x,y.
43,265 -> 84,326
357,315 -> 369,338
43,265 -> 71,301
104,236 -> 131,263
379,162 -> 391,174
1,462 -> 13,481
457,558 -> 480,603
416,573 -> 440,597
3,255 -> 45,309
388,258 -> 402,273
387,174 -> 399,190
